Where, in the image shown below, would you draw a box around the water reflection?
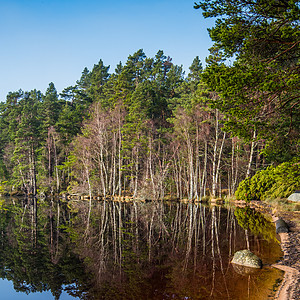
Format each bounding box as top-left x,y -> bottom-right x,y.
0,199 -> 283,299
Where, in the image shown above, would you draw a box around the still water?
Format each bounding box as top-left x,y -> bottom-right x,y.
0,198 -> 283,299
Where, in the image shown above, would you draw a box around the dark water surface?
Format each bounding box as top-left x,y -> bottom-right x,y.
0,198 -> 283,299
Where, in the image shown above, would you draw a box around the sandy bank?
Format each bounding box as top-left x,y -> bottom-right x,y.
272,214 -> 300,300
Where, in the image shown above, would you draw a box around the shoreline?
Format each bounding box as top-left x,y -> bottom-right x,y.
245,200 -> 300,300
272,215 -> 300,300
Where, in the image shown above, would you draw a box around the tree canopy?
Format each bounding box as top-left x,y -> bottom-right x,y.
195,0 -> 300,162
0,42 -> 298,199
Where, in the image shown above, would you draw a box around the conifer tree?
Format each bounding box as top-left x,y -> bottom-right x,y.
195,0 -> 300,161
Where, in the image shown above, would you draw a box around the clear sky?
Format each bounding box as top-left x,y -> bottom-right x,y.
0,279 -> 79,299
0,0 -> 214,101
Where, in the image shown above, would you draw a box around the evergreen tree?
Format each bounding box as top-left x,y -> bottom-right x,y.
76,67 -> 91,91
188,56 -> 203,82
195,0 -> 300,162
88,59 -> 110,101
11,91 -> 42,195
41,82 -> 61,132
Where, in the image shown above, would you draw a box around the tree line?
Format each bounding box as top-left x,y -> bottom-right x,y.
0,50 -> 264,199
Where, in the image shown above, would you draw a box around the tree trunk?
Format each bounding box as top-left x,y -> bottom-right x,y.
215,131 -> 226,197
201,140 -> 208,198
246,130 -> 256,178
31,144 -> 37,196
212,110 -> 219,198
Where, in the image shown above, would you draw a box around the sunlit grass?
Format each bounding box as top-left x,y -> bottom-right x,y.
264,198 -> 300,212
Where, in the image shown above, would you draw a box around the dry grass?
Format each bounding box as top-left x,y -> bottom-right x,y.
264,198 -> 300,212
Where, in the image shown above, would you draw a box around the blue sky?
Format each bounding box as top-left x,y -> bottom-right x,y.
0,279 -> 78,299
0,0 -> 214,101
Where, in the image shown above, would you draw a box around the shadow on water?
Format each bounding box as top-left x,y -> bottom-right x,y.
0,198 -> 283,299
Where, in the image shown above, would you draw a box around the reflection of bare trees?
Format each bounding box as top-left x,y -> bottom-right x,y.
49,199 -> 61,264
227,207 -> 237,258
184,203 -> 195,270
8,199 -> 280,299
66,201 -> 262,298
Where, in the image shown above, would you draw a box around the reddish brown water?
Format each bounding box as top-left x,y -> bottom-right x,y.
0,199 -> 283,299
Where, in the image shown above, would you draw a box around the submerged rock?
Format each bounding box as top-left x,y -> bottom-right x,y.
231,250 -> 262,269
276,218 -> 289,234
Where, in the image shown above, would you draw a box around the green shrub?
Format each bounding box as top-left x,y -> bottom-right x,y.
0,185 -> 5,194
235,159 -> 300,202
235,177 -> 252,202
264,160 -> 300,200
0,181 -> 8,195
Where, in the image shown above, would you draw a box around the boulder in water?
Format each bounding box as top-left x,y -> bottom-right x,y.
231,250 -> 262,269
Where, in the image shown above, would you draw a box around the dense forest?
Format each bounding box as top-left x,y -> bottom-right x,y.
0,51 -> 247,199
0,0 -> 299,200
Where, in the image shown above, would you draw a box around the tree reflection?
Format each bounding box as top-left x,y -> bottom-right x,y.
0,198 -> 282,299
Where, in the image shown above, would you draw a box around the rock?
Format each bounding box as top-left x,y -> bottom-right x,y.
287,191 -> 300,202
231,250 -> 262,269
276,218 -> 289,234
